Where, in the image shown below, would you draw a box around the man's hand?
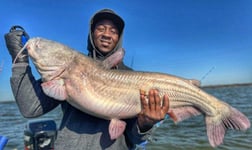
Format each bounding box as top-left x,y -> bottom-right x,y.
4,25 -> 29,63
137,89 -> 169,132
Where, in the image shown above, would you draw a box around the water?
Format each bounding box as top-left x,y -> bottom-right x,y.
0,103 -> 62,150
1,85 -> 252,150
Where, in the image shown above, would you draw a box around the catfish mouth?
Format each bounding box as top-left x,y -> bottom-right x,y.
26,39 -> 42,61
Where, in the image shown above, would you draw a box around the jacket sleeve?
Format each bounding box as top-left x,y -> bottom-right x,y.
124,117 -> 153,148
10,63 -> 61,118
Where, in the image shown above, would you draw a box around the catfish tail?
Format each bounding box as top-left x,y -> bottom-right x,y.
206,107 -> 250,147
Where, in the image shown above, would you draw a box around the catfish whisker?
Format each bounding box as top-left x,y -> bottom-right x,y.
13,42 -> 29,64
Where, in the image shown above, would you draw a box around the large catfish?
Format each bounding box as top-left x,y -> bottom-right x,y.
16,37 -> 250,147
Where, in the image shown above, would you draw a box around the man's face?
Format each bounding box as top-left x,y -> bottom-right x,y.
93,19 -> 119,54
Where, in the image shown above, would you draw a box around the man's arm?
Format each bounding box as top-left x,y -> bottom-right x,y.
11,64 -> 60,118
5,26 -> 60,118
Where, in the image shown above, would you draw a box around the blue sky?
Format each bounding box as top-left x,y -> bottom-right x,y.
0,0 -> 252,101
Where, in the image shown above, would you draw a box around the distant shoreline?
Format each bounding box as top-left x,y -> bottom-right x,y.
0,100 -> 15,103
202,82 -> 252,88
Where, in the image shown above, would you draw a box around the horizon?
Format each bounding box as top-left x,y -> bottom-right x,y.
1,82 -> 251,102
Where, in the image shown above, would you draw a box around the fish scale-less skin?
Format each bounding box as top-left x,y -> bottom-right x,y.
102,67 -> 225,118
85,68 -> 218,117
24,37 -> 250,147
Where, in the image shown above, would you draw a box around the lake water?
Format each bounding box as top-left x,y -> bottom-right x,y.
0,85 -> 251,150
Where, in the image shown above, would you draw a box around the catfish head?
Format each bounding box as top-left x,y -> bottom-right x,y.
15,37 -> 75,82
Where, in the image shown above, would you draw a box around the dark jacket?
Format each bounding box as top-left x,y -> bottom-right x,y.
10,9 -> 149,150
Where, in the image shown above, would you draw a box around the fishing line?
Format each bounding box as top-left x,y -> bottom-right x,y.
0,60 -> 3,73
200,66 -> 215,82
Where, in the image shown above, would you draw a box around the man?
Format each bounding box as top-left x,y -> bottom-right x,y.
5,9 -> 169,150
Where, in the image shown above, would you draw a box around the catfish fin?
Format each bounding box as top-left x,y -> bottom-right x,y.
170,106 -> 202,123
109,119 -> 126,140
187,79 -> 201,87
101,48 -> 125,69
167,110 -> 178,122
41,79 -> 67,100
